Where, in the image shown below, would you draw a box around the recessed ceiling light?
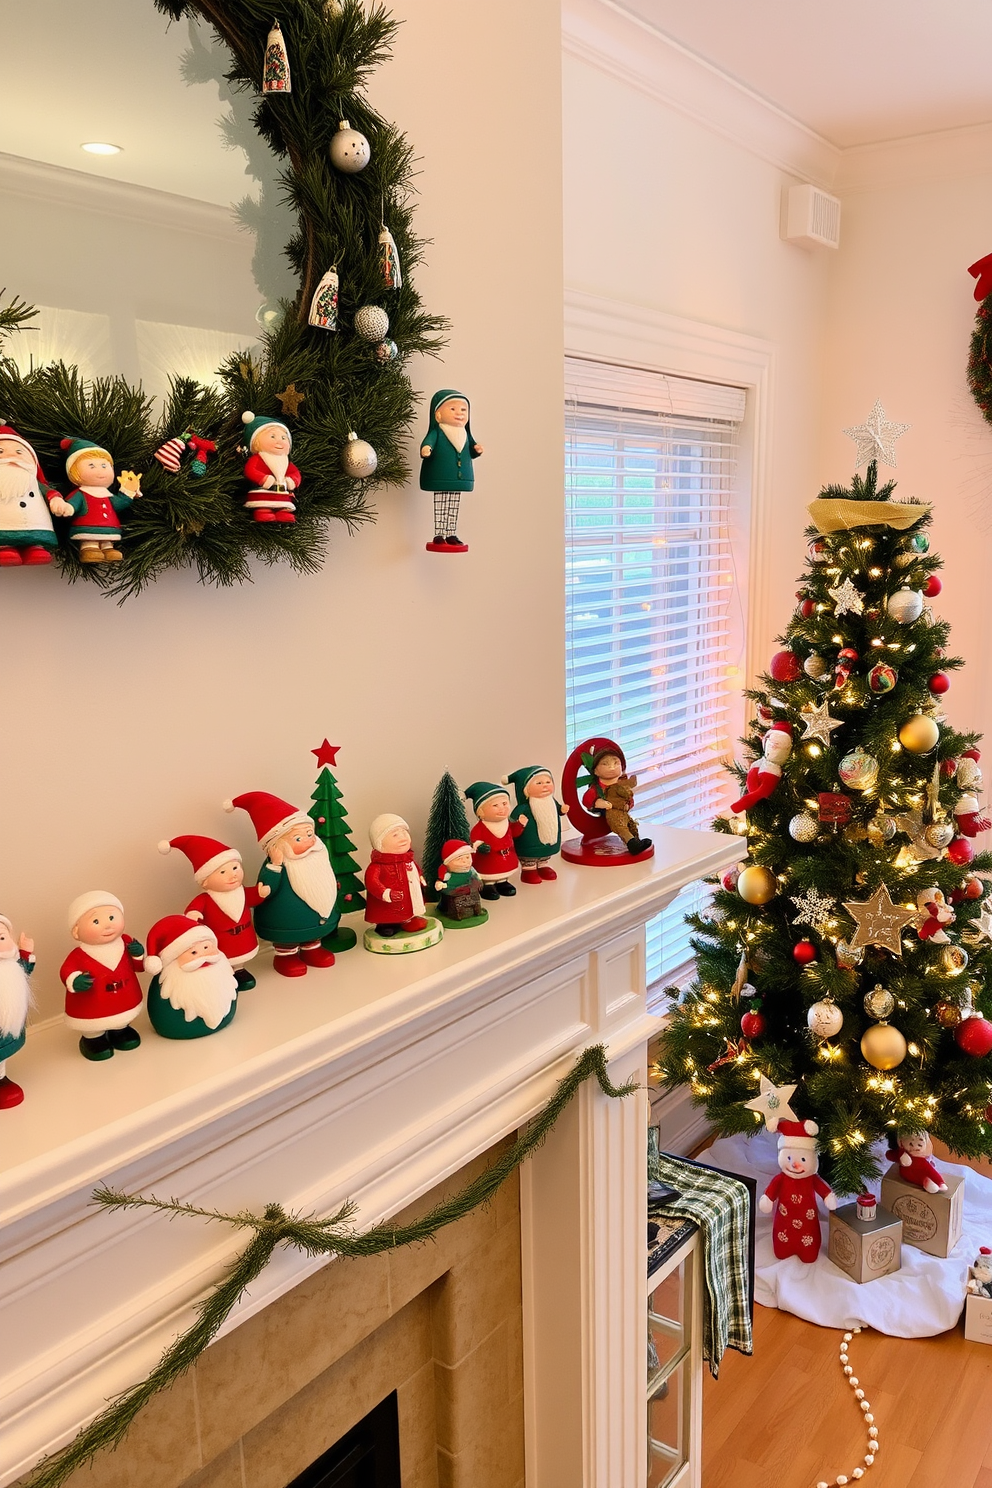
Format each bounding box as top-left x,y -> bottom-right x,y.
81,142 -> 122,156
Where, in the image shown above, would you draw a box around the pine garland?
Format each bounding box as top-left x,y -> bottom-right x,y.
23,1045 -> 636,1488
967,291 -> 992,428
0,0 -> 445,599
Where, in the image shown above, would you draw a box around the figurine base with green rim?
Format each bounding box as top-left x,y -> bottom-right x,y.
363,918 -> 444,954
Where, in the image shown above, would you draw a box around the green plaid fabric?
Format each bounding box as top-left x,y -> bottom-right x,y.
650,1153 -> 753,1377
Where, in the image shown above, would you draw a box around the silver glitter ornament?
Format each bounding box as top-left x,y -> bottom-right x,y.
789,812 -> 819,843
864,985 -> 895,1019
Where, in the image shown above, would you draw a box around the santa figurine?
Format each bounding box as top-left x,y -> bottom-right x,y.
58,437 -> 141,563
364,815 -> 430,936
731,722 -> 794,814
967,1247 -> 992,1299
225,792 -> 340,978
758,1118 -> 837,1262
240,412 -> 300,524
144,916 -> 239,1040
465,781 -> 524,900
915,887 -> 955,943
0,916 -> 35,1107
503,766 -> 569,885
60,892 -> 145,1060
0,425 -> 72,566
159,834 -> 270,990
435,840 -> 484,923
419,389 -> 483,552
885,1131 -> 947,1194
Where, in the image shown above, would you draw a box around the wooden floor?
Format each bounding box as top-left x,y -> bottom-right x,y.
700,1141 -> 992,1488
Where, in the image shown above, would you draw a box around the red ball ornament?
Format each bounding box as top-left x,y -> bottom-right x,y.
741,1009 -> 766,1039
929,672 -> 951,695
792,940 -> 817,966
948,836 -> 976,866
923,575 -> 942,598
769,650 -> 801,682
721,865 -> 741,892
942,757 -> 958,777
800,599 -> 816,619
965,876 -> 984,900
956,1017 -> 992,1057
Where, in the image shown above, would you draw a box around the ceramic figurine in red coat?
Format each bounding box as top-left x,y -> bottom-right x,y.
758,1119 -> 837,1262
0,915 -> 35,1107
886,1131 -> 948,1194
159,834 -> 271,990
60,892 -> 145,1061
241,412 -> 301,523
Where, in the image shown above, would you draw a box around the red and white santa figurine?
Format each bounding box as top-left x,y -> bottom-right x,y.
60,892 -> 145,1061
159,834 -> 270,990
758,1118 -> 837,1262
240,412 -> 301,523
464,781 -> 524,901
364,815 -> 430,937
0,425 -> 72,566
0,916 -> 35,1107
731,721 -> 793,814
144,916 -> 239,1040
886,1131 -> 947,1194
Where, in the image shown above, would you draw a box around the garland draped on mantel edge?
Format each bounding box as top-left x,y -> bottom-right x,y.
24,1045 -> 637,1488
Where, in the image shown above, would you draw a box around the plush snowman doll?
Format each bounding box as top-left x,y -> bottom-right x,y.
731,722 -> 793,814
758,1118 -> 836,1262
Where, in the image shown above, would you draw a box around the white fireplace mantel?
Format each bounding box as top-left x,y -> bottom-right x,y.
0,825 -> 743,1487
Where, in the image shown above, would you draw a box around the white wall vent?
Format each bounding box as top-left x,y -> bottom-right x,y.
783,183 -> 841,249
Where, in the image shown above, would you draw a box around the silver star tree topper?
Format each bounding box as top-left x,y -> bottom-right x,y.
843,400 -> 910,469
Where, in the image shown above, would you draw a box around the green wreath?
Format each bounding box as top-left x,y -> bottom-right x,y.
0,0 -> 445,599
968,291 -> 992,429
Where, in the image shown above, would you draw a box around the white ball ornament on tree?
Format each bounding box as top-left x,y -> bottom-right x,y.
340,431 -> 378,478
354,306 -> 390,343
887,587 -> 924,625
839,747 -> 880,792
804,654 -> 831,681
329,119 -> 371,172
808,999 -> 844,1039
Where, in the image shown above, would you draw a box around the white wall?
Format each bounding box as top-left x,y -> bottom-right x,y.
0,0 -> 564,1024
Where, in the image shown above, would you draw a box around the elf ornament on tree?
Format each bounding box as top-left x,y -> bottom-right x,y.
0,916 -> 35,1107
419,390 -> 483,553
58,438 -> 142,563
308,740 -> 366,919
144,917 -> 239,1040
758,1119 -> 837,1262
240,413 -> 300,523
0,425 -> 70,566
60,893 -> 145,1061
158,835 -> 271,990
661,407 -> 992,1195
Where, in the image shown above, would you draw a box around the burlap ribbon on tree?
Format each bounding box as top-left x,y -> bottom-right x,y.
807,497 -> 931,534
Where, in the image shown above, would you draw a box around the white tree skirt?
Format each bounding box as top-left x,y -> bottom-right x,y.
705,1130 -> 992,1337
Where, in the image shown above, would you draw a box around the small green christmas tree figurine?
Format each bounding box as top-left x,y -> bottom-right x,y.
660,407 -> 992,1195
309,739 -> 366,916
423,772 -> 473,902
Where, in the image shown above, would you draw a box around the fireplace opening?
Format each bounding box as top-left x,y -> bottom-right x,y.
285,1391 -> 402,1488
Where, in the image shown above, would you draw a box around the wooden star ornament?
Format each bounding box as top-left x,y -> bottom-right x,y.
744,1074 -> 798,1133
843,883 -> 917,956
276,383 -> 306,417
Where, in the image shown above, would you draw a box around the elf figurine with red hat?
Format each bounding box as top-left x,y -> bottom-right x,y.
225,791 -> 354,977
159,835 -> 271,990
240,413 -> 300,523
144,916 -> 239,1040
731,721 -> 794,814
0,425 -> 72,566
58,437 -> 142,563
758,1118 -> 837,1262
60,892 -> 145,1060
434,841 -> 487,927
363,814 -> 443,953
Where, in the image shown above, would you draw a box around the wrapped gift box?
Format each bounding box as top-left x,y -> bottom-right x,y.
827,1200 -> 902,1283
964,1292 -> 992,1344
880,1167 -> 964,1258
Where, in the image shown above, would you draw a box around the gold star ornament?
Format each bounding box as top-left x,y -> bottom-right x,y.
843,883 -> 917,956
744,1074 -> 798,1132
843,400 -> 910,469
276,383 -> 306,417
799,698 -> 843,746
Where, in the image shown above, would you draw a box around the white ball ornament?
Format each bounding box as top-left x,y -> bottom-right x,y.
887,587 -> 924,624
805,654 -> 831,680
329,119 -> 371,172
354,305 -> 390,342
790,812 -> 819,843
340,431 -> 378,478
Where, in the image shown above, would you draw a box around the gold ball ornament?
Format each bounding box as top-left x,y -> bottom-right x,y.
340,431 -> 378,478
860,1022 -> 908,1070
736,865 -> 777,904
808,998 -> 844,1038
898,715 -> 940,754
804,654 -> 831,681
935,999 -> 963,1029
940,943 -> 969,977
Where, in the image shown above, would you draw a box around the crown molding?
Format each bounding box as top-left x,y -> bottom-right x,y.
562,0 -> 841,188
0,153 -> 242,241
835,119 -> 992,193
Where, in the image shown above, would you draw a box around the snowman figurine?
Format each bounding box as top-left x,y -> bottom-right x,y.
967,1247 -> 992,1299
758,1118 -> 837,1262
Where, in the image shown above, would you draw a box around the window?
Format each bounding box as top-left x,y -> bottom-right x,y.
564,357 -> 746,987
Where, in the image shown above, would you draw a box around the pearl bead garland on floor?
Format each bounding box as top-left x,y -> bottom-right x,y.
814,1328 -> 879,1488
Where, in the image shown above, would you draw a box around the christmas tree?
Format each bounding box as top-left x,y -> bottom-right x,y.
660,409 -> 992,1194
422,772 -> 472,901
309,739 -> 366,916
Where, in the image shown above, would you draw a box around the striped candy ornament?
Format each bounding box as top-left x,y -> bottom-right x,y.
153,435 -> 187,473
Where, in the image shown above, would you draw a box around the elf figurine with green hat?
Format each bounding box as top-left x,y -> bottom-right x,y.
419,389 -> 483,553
58,437 -> 142,563
465,781 -> 524,900
241,412 -> 301,523
503,766 -> 569,884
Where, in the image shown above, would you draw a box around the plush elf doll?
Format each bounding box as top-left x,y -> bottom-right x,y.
885,1131 -> 948,1194
731,721 -> 793,814
758,1118 -> 837,1262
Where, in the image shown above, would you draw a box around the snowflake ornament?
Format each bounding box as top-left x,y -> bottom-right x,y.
790,888 -> 837,932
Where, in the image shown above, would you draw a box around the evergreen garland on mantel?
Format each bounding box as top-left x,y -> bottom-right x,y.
0,0 -> 445,599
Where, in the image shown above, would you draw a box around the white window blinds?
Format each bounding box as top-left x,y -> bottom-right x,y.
564,356 -> 746,986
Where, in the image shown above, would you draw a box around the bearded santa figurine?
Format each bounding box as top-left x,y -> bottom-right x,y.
758,1118 -> 836,1263
0,916 -> 36,1107
60,892 -> 145,1060
886,1131 -> 947,1194
225,792 -> 340,978
159,834 -> 270,990
0,425 -> 72,566
465,781 -> 524,900
503,766 -> 569,885
144,916 -> 239,1040
364,815 -> 430,936
240,413 -> 301,524
731,722 -> 793,814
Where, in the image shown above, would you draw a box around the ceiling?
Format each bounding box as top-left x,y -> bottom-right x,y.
614,0 -> 992,148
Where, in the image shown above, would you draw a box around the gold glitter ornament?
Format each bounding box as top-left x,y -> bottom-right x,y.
935,1000 -> 963,1029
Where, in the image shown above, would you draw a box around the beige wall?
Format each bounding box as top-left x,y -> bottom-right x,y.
0,0 -> 564,1025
